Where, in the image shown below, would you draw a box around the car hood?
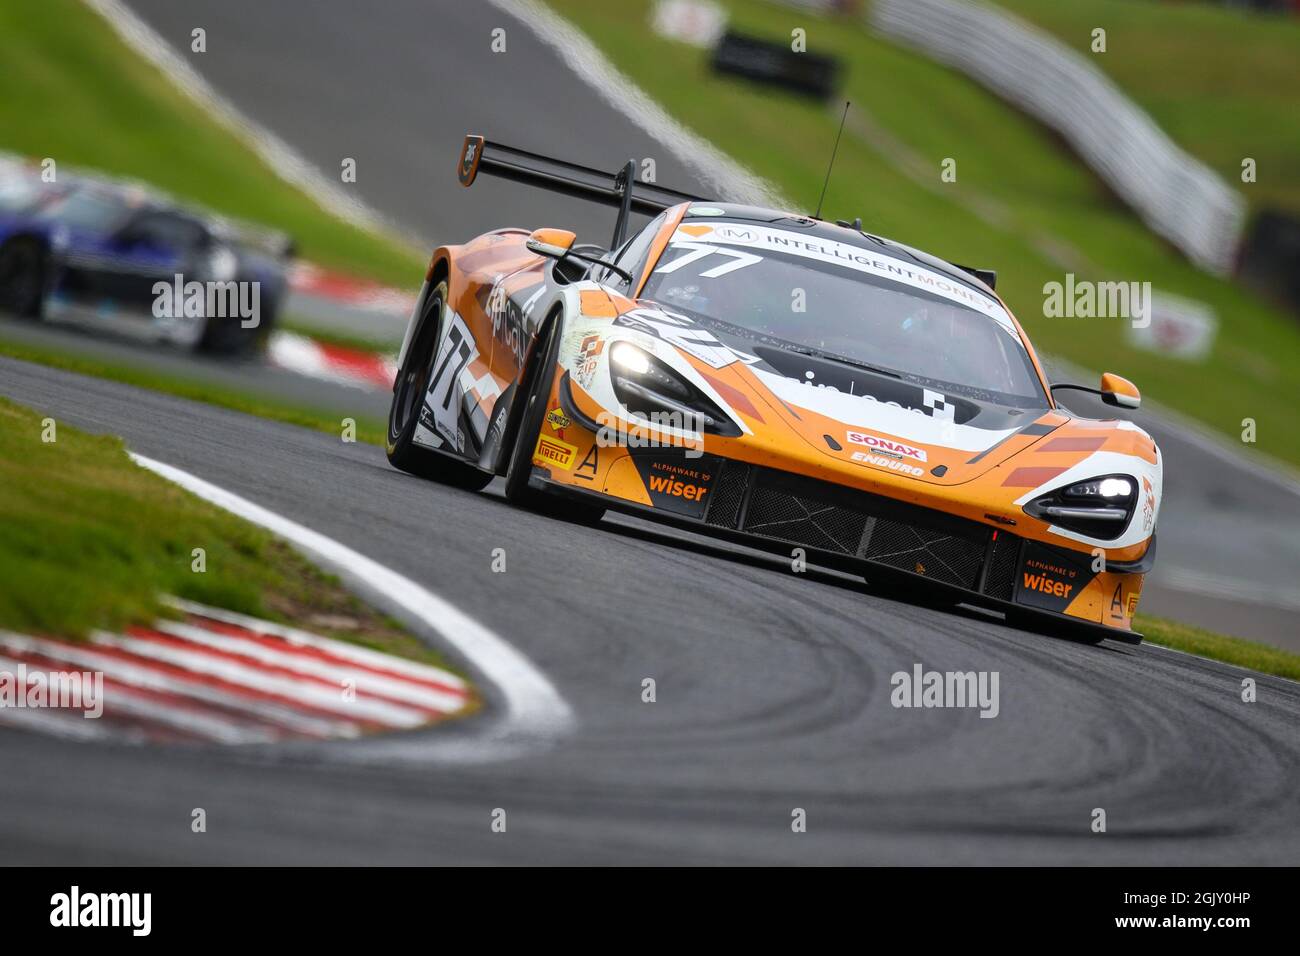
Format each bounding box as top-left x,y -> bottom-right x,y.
611,301 -> 1062,486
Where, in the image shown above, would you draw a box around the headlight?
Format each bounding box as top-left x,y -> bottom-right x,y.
207,247 -> 239,281
610,341 -> 652,376
1023,473 -> 1137,540
1065,477 -> 1132,499
608,343 -> 741,437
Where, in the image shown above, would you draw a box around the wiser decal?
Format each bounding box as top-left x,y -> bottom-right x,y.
634,455 -> 719,518
1015,542 -> 1096,613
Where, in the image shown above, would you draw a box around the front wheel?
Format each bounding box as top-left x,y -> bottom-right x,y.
386,280 -> 493,491
0,238 -> 46,318
502,313 -> 604,522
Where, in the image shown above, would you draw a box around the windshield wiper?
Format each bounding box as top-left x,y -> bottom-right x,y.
785,344 -> 902,379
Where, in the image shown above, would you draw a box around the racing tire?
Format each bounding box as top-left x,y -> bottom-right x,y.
502,312 -> 605,523
196,289 -> 277,357
386,280 -> 494,491
0,237 -> 47,318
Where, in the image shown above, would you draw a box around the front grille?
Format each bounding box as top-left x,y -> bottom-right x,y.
744,481 -> 870,555
982,532 -> 1022,601
704,461 -> 749,529
709,463 -> 1008,591
862,517 -> 984,588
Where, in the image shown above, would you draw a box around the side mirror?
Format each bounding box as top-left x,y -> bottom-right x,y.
525,228 -> 577,259
1050,373 -> 1141,410
1099,372 -> 1140,409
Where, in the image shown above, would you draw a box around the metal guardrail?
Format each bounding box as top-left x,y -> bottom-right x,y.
871,0 -> 1246,276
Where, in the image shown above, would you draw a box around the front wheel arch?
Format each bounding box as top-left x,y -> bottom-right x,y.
494,304 -> 564,476
384,278 -> 493,490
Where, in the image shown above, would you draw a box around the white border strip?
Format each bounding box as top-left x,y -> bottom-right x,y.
129,454 -> 574,752
81,0 -> 423,248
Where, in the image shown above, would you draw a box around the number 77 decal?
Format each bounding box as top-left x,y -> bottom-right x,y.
654,241 -> 762,278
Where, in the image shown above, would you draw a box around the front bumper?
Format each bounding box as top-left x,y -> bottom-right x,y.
530,450 -> 1146,645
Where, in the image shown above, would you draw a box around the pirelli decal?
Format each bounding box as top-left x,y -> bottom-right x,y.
534,435 -> 578,471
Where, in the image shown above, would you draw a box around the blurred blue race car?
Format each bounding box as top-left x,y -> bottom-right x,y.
0,157 -> 292,355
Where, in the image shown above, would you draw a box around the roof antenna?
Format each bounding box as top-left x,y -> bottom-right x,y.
814,100 -> 851,221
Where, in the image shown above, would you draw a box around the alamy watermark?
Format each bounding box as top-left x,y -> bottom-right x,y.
1043,273 -> 1151,328
0,665 -> 103,718
50,886 -> 150,936
595,410 -> 705,459
891,664 -> 999,719
152,273 -> 260,328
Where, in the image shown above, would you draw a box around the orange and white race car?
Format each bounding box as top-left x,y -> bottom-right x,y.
387,136 -> 1160,643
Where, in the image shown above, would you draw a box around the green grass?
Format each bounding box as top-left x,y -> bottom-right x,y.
993,0 -> 1300,215
0,0 -> 424,289
279,317 -> 402,354
547,0 -> 1300,469
0,337 -> 387,446
0,395 -> 461,676
1138,614 -> 1300,682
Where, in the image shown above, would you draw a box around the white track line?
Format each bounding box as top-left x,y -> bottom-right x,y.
130,454 -> 575,751
82,0 -> 421,248
486,0 -> 786,209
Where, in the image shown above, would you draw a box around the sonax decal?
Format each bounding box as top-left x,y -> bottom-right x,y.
847,431 -> 928,462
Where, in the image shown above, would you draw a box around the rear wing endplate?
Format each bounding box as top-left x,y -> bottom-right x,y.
457,134 -> 708,247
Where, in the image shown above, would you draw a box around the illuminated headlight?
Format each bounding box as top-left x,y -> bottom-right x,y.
207,247 -> 239,281
607,342 -> 740,437
1065,477 -> 1132,499
1023,474 -> 1138,540
610,341 -> 652,375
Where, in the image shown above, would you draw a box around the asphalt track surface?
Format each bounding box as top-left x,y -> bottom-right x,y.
3,353 -> 1299,864
0,312 -> 392,421
0,0 -> 1297,864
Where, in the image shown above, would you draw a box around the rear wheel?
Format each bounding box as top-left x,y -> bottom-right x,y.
386,280 -> 493,490
197,288 -> 276,356
502,313 -> 604,522
0,238 -> 46,318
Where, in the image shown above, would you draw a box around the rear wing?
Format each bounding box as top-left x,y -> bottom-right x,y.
457,134 -> 708,247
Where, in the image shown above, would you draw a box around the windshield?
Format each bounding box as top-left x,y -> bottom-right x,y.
34,187 -> 130,233
642,231 -> 1047,408
0,176 -> 52,215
